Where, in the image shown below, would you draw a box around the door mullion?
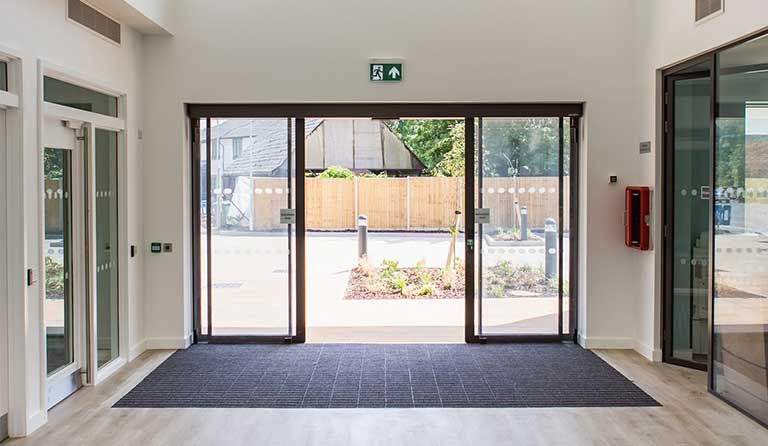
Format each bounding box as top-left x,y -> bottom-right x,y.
295,117 -> 306,343
558,117 -> 564,338
464,116 -> 477,342
287,118 -> 293,339
205,118 -> 212,337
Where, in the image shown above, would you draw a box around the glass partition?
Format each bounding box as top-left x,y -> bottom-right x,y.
713,33 -> 768,425
44,76 -> 118,117
95,129 -> 119,368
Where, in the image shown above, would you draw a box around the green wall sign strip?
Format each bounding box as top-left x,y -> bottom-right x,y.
370,63 -> 403,82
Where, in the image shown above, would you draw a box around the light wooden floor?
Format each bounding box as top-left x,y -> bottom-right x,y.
4,348 -> 767,446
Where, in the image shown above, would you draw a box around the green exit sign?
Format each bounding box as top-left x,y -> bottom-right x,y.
370,62 -> 403,82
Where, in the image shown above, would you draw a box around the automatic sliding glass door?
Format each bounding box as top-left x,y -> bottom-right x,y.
470,116 -> 576,340
197,118 -> 299,341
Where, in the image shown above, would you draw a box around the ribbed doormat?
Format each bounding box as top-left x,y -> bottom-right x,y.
115,343 -> 660,408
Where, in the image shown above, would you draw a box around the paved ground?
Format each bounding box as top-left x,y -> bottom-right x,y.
203,232 -> 570,341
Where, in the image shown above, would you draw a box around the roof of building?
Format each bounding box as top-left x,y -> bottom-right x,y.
202,119 -> 323,176
202,118 -> 425,176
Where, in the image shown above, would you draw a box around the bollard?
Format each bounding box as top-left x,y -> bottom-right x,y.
358,214 -> 368,258
520,206 -> 528,241
545,217 -> 557,279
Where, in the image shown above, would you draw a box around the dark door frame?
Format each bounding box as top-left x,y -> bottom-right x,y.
189,103 -> 583,344
662,69 -> 712,371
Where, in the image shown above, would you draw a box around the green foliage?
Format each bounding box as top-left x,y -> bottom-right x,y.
387,271 -> 408,291
389,120 -> 464,176
484,261 -> 556,297
481,119 -> 566,178
434,123 -> 466,177
716,119 -> 746,189
359,171 -> 387,178
381,259 -> 400,275
390,118 -> 570,178
45,149 -> 64,179
45,257 -> 65,299
494,227 -> 531,241
318,165 -> 354,178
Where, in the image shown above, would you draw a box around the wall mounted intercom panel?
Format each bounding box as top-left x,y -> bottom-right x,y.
625,186 -> 650,250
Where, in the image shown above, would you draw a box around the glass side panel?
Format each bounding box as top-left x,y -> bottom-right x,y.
477,117 -> 562,335
95,129 -> 119,368
208,119 -> 292,336
671,75 -> 711,366
713,33 -> 768,425
0,61 -> 7,91
44,148 -> 74,375
44,76 -> 118,118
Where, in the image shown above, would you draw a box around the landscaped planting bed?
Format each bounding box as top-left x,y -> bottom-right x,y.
344,259 -> 464,300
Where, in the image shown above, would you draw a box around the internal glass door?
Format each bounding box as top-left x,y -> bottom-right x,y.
471,117 -> 574,339
197,118 -> 298,341
43,118 -> 85,408
664,69 -> 711,369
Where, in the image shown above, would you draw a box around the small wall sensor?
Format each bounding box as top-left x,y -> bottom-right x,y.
610,175 -> 618,184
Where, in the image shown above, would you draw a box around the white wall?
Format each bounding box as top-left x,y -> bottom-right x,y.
141,0 -> 645,349
632,0 -> 768,361
0,0 -> 145,436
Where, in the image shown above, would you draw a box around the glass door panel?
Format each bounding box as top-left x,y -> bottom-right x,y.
713,34 -> 768,425
206,118 -> 294,337
45,148 -> 74,374
667,74 -> 711,368
95,129 -> 119,368
475,117 -> 564,336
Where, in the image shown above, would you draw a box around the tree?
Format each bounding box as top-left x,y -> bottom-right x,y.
389,120 -> 462,176
44,149 -> 64,179
390,118 -> 568,178
480,119 -> 563,178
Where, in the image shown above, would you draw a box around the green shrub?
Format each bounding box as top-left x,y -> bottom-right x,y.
387,271 -> 408,291
318,165 -> 354,178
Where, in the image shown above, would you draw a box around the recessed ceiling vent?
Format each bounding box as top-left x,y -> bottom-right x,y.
695,0 -> 724,23
67,0 -> 121,45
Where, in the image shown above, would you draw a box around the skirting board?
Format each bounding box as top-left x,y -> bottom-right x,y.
635,341 -> 663,362
129,340 -> 147,361
21,409 -> 46,438
578,334 -> 661,362
144,335 -> 193,351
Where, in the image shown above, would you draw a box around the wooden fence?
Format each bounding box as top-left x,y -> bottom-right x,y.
243,176 -> 567,231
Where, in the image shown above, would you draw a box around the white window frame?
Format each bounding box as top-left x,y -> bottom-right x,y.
39,60 -> 129,392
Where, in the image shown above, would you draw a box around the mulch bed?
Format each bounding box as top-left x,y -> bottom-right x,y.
344,266 -> 465,300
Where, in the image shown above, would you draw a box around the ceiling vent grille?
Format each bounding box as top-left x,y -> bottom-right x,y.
67,0 -> 121,45
695,0 -> 724,23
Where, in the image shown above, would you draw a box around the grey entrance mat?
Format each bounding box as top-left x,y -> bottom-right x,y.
115,344 -> 660,408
